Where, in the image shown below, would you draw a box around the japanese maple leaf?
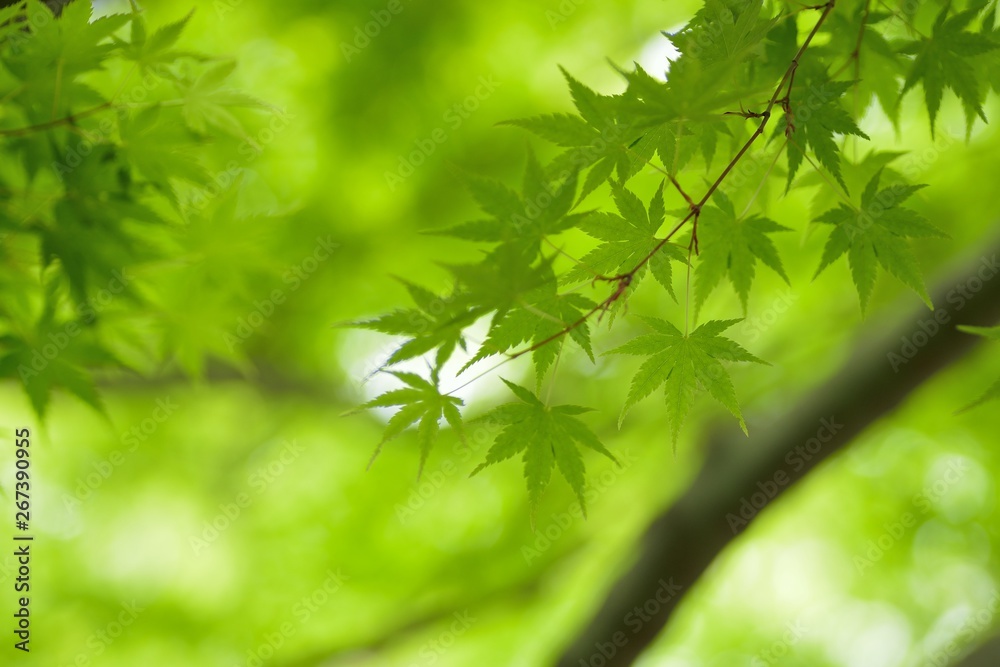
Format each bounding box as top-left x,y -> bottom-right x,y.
814,169 -> 946,312
356,371 -> 463,478
608,318 -> 765,447
460,281 -> 597,383
694,190 -> 790,314
502,69 -> 646,201
900,5 -> 999,135
351,279 -> 482,368
777,69 -> 870,191
471,379 -> 617,517
564,181 -> 687,297
436,151 -> 581,255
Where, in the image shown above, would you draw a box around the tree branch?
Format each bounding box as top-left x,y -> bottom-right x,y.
555,232 -> 1000,666
954,634 -> 1000,667
505,1 -> 837,363
0,102 -> 112,138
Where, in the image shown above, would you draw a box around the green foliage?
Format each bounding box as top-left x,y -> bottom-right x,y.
958,325 -> 1000,412
0,1 -> 278,414
563,182 -> 688,297
352,279 -> 480,368
676,0 -> 777,67
350,0 -> 1000,515
459,277 -> 596,384
608,318 -> 765,446
694,190 -> 789,314
471,379 -> 616,517
12,0 -> 996,520
814,169 -> 944,312
356,370 -> 463,478
502,69 -> 645,201
778,71 -> 870,191
900,4 -> 999,135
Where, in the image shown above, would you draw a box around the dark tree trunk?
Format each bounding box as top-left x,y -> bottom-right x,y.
556,235 -> 1000,666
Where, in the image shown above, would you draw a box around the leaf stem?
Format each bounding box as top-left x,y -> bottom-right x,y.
475,1 -> 838,369
786,135 -> 858,211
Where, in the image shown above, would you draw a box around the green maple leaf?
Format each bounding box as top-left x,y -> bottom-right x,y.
0,4 -> 26,43
177,61 -> 273,137
564,181 -> 688,297
118,106 -> 208,191
444,242 -> 557,319
671,0 -> 777,67
694,190 -> 790,314
0,281 -> 116,417
822,9 -> 906,123
356,371 -> 463,478
957,325 -> 1000,413
777,69 -> 870,191
3,1 -> 130,119
471,379 -> 616,518
14,0 -> 130,76
814,169 -> 945,312
502,69 -> 644,201
436,152 -> 581,255
460,281 -> 596,382
119,8 -> 195,69
900,5 -> 999,136
608,318 -> 765,447
351,280 -> 482,369
616,61 -> 751,176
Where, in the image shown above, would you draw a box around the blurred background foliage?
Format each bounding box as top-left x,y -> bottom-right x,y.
0,0 -> 999,665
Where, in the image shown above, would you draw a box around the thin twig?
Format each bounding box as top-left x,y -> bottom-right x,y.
738,140 -> 788,220
669,174 -> 696,208
453,2 -> 838,379
831,0 -> 872,78
0,102 -> 113,138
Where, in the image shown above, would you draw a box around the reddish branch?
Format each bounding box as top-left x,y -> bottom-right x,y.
0,102 -> 113,138
508,1 -> 837,361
